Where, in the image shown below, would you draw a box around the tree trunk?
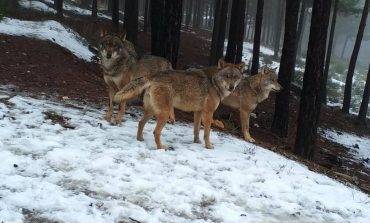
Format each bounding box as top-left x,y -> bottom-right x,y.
273,0 -> 284,60
209,0 -> 229,65
185,0 -> 193,27
250,0 -> 264,75
358,65 -> 370,123
294,0 -> 332,160
143,0 -> 150,32
151,0 -> 183,68
271,0 -> 301,137
92,0 -> 98,18
296,0 -> 308,57
320,0 -> 338,104
55,0 -> 63,17
124,0 -> 138,44
111,0 -> 119,32
342,0 -> 369,114
224,0 -> 246,64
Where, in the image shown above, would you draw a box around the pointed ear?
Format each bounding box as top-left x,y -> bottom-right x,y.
100,29 -> 107,37
218,58 -> 226,69
121,33 -> 126,41
237,62 -> 245,72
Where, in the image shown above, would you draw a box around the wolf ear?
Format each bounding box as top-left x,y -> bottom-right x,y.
237,62 -> 245,72
121,33 -> 127,41
218,58 -> 227,69
100,29 -> 107,37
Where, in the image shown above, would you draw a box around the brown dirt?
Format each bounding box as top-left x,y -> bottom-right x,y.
1,9 -> 369,194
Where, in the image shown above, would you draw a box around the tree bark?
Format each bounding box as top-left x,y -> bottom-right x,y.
224,0 -> 246,64
273,0 -> 284,60
320,0 -> 338,104
143,0 -> 150,32
294,0 -> 332,160
124,0 -> 138,44
209,0 -> 229,65
296,0 -> 308,57
151,0 -> 183,68
92,0 -> 98,18
271,0 -> 301,137
342,0 -> 369,114
358,65 -> 370,122
111,0 -> 119,32
55,0 -> 64,17
250,0 -> 264,75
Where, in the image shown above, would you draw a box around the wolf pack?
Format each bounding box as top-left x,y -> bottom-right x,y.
99,33 -> 282,150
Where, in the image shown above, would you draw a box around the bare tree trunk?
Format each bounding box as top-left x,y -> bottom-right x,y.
296,0 -> 308,57
111,0 -> 119,32
320,0 -> 338,104
55,0 -> 64,17
143,0 -> 150,32
295,0 -> 332,159
92,0 -> 98,18
250,0 -> 264,75
124,0 -> 138,44
209,0 -> 229,65
342,0 -> 369,114
271,0 -> 301,137
273,0 -> 284,60
151,0 -> 183,67
358,65 -> 370,123
224,0 -> 246,64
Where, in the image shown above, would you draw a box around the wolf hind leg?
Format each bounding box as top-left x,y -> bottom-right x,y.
193,111 -> 202,143
137,110 -> 153,141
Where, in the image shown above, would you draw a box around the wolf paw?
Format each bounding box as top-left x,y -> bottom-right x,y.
245,136 -> 256,143
104,113 -> 112,122
137,135 -> 144,141
194,138 -> 201,144
205,143 -> 214,149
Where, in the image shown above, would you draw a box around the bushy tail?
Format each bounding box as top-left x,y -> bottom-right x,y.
113,77 -> 151,103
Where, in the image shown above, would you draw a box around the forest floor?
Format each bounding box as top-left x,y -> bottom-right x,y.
0,3 -> 369,221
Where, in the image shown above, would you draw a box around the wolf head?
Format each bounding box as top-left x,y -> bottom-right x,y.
98,33 -> 137,72
258,67 -> 282,92
213,59 -> 244,98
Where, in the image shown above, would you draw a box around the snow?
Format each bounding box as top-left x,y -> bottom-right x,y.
42,0 -> 112,20
321,129 -> 370,167
0,17 -> 94,62
19,0 -> 56,14
0,86 -> 369,223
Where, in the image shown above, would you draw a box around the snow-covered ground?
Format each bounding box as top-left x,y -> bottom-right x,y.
0,17 -> 94,62
321,129 -> 370,168
19,0 -> 56,14
0,86 -> 369,223
42,0 -> 113,20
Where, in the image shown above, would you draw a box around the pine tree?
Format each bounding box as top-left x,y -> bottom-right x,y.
124,0 -> 138,44
295,0 -> 332,159
250,0 -> 264,75
271,0 -> 301,137
358,65 -> 370,123
209,0 -> 229,65
224,0 -> 246,64
342,0 -> 369,114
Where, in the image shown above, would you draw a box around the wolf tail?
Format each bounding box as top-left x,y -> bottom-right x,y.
113,77 -> 151,103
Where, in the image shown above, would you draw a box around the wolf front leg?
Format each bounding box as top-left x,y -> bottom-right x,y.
104,87 -> 115,122
113,99 -> 126,124
240,109 -> 255,143
203,111 -> 214,149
